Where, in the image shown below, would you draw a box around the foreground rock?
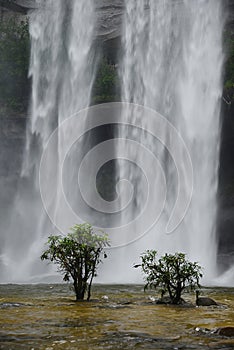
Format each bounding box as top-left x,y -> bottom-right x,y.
156,297 -> 188,305
196,291 -> 218,306
216,327 -> 234,337
196,326 -> 234,338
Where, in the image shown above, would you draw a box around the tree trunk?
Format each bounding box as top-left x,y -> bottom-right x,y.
87,259 -> 98,301
74,280 -> 85,300
173,284 -> 182,304
167,286 -> 173,302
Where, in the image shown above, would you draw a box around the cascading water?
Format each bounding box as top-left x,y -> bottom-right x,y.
113,0 -> 225,283
0,0 -> 228,285
0,0 -> 97,282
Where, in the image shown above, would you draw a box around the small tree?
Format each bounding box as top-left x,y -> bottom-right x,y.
139,250 -> 202,304
41,223 -> 110,301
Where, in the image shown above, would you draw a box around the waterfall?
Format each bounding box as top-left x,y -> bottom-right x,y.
111,0 -> 225,283
0,0 -> 97,282
0,0 -> 227,284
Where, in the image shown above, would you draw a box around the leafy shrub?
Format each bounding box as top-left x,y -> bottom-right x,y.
139,250 -> 203,304
41,223 -> 110,301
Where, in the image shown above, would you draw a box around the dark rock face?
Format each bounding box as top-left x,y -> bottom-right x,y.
96,0 -> 124,41
0,117 -> 26,177
216,326 -> 234,337
95,1 -> 124,63
1,0 -> 234,40
0,0 -> 124,42
0,117 -> 26,238
217,1 -> 234,271
0,0 -> 36,14
218,77 -> 234,269
195,326 -> 234,337
227,0 -> 234,24
196,297 -> 217,307
0,0 -> 124,62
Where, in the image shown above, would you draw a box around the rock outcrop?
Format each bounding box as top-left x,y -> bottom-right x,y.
0,0 -> 124,41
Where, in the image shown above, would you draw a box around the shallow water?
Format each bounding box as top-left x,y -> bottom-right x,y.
0,284 -> 233,349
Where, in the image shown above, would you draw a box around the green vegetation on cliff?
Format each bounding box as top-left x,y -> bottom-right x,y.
0,18 -> 30,113
1,18 -> 232,110
92,57 -> 120,104
224,29 -> 234,103
0,17 -> 119,112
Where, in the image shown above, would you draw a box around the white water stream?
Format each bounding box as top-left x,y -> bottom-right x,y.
0,0 -> 227,285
